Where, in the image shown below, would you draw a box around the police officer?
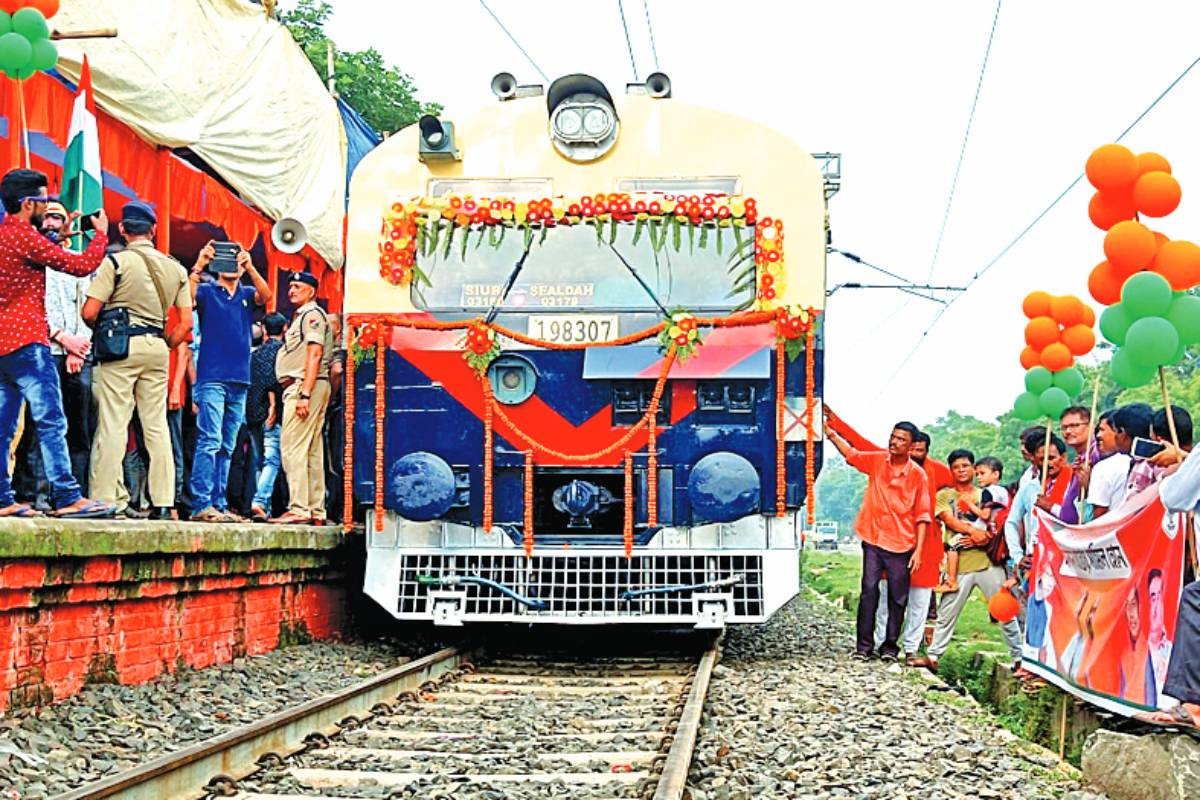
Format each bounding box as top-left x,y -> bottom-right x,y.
81,202 -> 193,519
271,271 -> 333,525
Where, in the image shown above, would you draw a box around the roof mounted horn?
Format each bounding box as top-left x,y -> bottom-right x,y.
491,72 -> 544,101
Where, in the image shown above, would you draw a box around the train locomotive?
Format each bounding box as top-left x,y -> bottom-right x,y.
343,72 -> 832,627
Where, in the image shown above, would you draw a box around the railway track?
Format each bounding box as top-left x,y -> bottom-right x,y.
56,635 -> 720,800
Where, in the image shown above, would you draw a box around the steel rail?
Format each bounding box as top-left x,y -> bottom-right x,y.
54,647 -> 465,800
652,636 -> 720,800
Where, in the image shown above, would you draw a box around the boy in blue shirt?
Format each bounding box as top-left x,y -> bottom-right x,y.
187,241 -> 273,522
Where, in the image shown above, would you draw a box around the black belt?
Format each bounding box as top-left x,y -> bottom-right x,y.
280,376 -> 329,389
127,326 -> 163,337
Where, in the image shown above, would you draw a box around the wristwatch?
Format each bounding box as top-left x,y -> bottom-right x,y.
299,392 -> 310,400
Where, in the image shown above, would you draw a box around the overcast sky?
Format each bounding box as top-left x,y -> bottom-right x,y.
312,0 -> 1200,444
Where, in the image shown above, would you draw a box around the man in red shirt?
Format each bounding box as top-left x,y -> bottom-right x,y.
826,416 -> 932,661
0,169 -> 113,518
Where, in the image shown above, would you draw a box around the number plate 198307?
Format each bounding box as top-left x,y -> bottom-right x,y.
527,315 -> 619,345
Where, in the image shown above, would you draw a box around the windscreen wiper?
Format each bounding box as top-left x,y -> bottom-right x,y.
483,243 -> 534,324
607,242 -> 669,316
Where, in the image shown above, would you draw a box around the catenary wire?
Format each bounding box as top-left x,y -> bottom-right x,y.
617,0 -> 639,81
874,54 -> 1200,399
925,0 -> 1003,283
643,0 -> 660,71
478,0 -> 550,83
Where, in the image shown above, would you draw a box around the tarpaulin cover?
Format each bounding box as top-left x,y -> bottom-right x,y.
51,0 -> 347,266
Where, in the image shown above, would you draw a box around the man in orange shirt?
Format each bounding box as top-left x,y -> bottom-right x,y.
826,410 -> 952,658
826,417 -> 932,661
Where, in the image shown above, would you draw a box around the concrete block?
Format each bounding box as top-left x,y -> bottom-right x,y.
1082,729 -> 1200,800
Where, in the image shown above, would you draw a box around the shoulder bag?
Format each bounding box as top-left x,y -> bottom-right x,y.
92,250 -> 173,363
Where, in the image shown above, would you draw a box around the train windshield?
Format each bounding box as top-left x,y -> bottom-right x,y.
414,223 -> 754,313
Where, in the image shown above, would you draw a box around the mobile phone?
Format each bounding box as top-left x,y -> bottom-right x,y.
1131,436 -> 1166,460
209,241 -> 240,274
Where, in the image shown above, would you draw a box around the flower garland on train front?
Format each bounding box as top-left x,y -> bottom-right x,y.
377,191 -> 784,313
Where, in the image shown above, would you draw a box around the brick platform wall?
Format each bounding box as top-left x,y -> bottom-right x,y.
0,522 -> 350,710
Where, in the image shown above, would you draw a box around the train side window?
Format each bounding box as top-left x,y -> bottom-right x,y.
616,177 -> 741,195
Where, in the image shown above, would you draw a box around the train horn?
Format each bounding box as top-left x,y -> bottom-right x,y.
271,217 -> 307,254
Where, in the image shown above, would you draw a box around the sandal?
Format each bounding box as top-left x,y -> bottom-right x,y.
190,507 -> 229,523
0,503 -> 41,518
269,512 -> 313,526
1135,705 -> 1198,729
55,499 -> 116,519
249,506 -> 270,523
1021,677 -> 1049,694
907,656 -> 939,673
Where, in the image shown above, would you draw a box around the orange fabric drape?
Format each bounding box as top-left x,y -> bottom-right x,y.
168,158 -> 204,221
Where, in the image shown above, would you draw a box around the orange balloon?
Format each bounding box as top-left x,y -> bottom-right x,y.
1020,346 -> 1042,370
0,0 -> 20,12
1104,219 -> 1157,277
1088,261 -> 1123,305
1061,324 -> 1096,356
1132,171 -> 1182,218
1025,316 -> 1060,350
1087,191 -> 1136,231
1079,303 -> 1096,328
988,589 -> 1020,623
1152,240 -> 1200,291
1086,144 -> 1139,193
1137,151 -> 1171,175
25,0 -> 60,17
1022,290 -> 1053,319
1041,342 -> 1074,371
1050,295 -> 1086,327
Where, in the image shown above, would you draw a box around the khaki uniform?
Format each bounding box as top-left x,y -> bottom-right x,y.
87,241 -> 190,508
276,301 -> 334,518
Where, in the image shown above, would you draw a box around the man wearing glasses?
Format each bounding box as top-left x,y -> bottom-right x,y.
0,168 -> 114,518
1056,406 -> 1094,524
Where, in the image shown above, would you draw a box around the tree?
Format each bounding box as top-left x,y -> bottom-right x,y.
280,0 -> 441,136
815,452 -> 867,535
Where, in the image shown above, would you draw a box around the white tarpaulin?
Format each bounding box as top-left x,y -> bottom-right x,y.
52,0 -> 346,266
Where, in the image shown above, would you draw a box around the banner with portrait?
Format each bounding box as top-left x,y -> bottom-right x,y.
1023,486 -> 1186,715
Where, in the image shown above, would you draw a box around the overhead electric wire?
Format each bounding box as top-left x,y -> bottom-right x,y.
925,0 -> 1003,283
874,54 -> 1200,399
642,0 -> 660,71
478,0 -> 550,83
617,0 -> 638,81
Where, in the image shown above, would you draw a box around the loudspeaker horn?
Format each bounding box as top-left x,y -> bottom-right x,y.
271,217 -> 306,254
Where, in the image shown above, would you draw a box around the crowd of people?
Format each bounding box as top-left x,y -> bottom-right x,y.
0,168 -> 347,524
825,397 -> 1200,726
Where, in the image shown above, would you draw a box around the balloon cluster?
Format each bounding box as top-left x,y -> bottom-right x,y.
1014,291 -> 1095,421
0,1 -> 59,81
1084,145 -> 1200,388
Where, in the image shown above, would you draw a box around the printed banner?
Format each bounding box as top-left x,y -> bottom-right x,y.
1023,486 -> 1186,715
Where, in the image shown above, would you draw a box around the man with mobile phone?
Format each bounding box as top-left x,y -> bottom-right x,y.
0,169 -> 115,519
186,241 -> 273,522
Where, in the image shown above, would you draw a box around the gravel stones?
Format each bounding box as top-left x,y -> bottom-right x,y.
0,635 -> 439,799
688,594 -> 1095,800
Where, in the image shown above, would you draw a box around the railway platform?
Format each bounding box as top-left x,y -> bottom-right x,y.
0,520 -> 352,712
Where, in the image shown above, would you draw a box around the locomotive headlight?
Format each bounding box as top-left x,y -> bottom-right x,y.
582,106 -> 613,137
553,106 -> 584,137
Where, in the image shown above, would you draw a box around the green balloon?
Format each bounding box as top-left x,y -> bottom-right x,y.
1099,303 -> 1133,346
1125,316 -> 1179,367
1052,366 -> 1084,396
0,13 -> 11,37
0,31 -> 31,71
1024,366 -> 1053,394
1111,347 -> 1156,388
1167,294 -> 1200,345
1122,271 -> 1173,319
29,38 -> 54,72
11,8 -> 48,42
1014,391 -> 1042,421
1039,387 -> 1071,419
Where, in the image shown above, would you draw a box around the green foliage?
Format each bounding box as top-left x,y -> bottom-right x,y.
281,0 -> 441,136
814,453 -> 867,535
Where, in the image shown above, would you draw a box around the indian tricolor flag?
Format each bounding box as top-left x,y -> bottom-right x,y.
62,57 -> 103,252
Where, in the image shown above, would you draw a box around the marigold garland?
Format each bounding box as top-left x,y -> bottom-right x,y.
374,334 -> 386,533
523,450 -> 534,557
481,378 -> 495,532
776,339 -> 787,518
805,326 -> 817,527
657,310 -> 702,361
646,404 -> 659,528
343,323 -> 357,533
379,192 -> 764,290
755,217 -> 786,310
623,452 -> 634,559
